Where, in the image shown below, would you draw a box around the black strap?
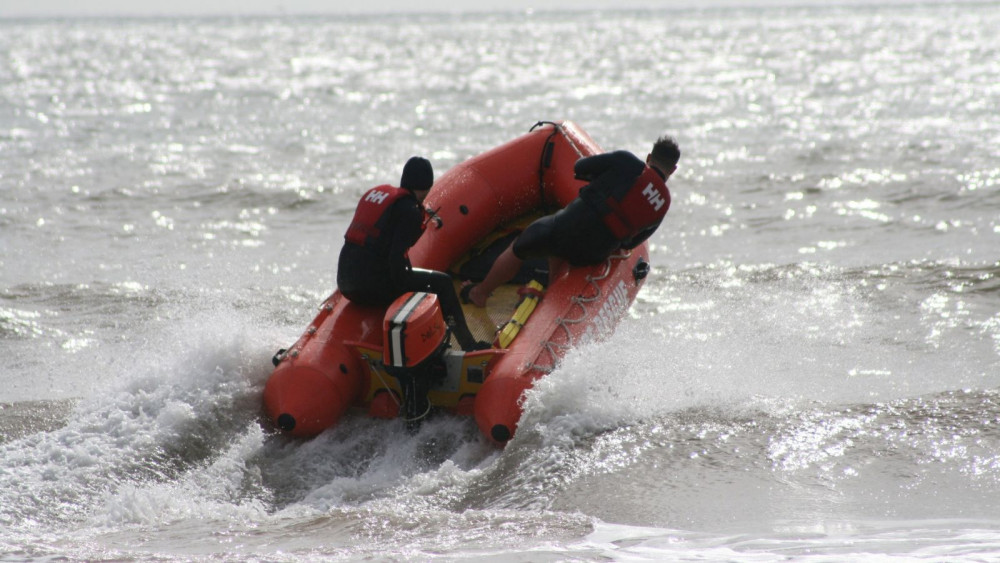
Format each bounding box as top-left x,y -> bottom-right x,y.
530,121 -> 563,213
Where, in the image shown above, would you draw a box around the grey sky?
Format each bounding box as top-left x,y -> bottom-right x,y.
0,0 -> 944,18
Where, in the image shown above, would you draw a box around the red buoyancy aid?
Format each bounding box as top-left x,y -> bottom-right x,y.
599,166 -> 671,240
344,185 -> 421,251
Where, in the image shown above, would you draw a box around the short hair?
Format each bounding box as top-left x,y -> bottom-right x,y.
650,136 -> 680,169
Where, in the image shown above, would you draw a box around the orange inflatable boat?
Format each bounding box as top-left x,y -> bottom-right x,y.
264,121 -> 654,446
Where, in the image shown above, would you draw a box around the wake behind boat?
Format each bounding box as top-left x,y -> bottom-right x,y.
263,121 -> 652,445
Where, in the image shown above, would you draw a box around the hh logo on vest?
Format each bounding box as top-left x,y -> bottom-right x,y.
364,190 -> 391,205
345,185 -> 411,248
600,167 -> 670,240
642,182 -> 667,211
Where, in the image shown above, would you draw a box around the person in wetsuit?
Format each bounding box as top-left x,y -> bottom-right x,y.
337,156 -> 484,351
463,136 -> 680,307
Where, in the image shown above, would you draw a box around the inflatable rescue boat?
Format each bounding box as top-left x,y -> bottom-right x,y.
264,121 -> 653,446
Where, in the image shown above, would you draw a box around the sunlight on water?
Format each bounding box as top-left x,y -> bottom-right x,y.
2,3 -> 1000,560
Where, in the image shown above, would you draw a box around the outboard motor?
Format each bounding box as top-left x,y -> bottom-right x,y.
382,292 -> 450,431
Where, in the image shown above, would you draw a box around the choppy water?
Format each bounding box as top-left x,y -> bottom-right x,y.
2,4 -> 999,560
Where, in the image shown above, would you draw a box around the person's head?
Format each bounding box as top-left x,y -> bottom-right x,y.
647,136 -> 680,180
400,156 -> 434,203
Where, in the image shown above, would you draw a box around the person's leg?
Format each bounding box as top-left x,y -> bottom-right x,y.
407,268 -> 482,350
337,245 -> 396,306
466,244 -> 522,307
466,214 -> 556,307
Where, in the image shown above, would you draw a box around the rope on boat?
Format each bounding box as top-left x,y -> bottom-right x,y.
527,250 -> 632,375
364,354 -> 402,408
522,119 -> 611,374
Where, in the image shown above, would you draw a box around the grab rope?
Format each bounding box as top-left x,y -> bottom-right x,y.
364,354 -> 402,408
527,250 -> 632,375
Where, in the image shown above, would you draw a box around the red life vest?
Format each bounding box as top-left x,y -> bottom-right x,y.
344,185 -> 420,251
599,166 -> 671,240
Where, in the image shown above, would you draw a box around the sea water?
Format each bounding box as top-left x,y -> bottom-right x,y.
2,4 -> 999,560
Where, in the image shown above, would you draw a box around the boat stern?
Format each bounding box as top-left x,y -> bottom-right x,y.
263,341 -> 366,437
474,373 -> 533,446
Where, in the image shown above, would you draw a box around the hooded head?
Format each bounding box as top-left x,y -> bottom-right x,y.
400,157 -> 434,192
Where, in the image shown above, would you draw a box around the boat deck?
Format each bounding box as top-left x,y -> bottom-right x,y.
453,282 -> 524,348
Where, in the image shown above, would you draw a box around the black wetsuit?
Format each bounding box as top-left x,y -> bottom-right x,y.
337,190 -> 478,350
513,150 -> 664,266
337,192 -> 423,307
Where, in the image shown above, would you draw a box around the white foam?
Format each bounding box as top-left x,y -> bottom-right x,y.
516,260 -> 1000,450
0,305 -> 279,531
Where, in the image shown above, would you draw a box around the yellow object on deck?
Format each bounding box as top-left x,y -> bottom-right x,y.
498,280 -> 545,349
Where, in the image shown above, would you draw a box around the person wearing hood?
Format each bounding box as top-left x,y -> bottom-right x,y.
337,156 -> 483,351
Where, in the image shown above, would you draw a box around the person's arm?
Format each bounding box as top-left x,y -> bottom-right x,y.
573,151 -> 625,182
577,151 -> 647,211
387,199 -> 425,290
